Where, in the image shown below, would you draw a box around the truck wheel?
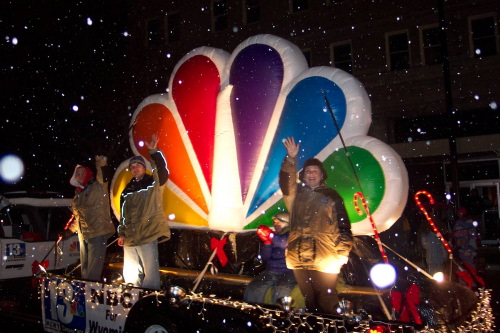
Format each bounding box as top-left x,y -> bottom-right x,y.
133,314 -> 178,333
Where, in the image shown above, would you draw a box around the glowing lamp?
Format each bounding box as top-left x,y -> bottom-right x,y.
369,263 -> 396,289
433,272 -> 444,283
0,154 -> 24,183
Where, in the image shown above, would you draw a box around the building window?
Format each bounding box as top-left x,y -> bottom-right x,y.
291,0 -> 309,13
386,31 -> 410,71
147,18 -> 161,48
331,42 -> 353,73
420,25 -> 444,65
167,12 -> 181,43
212,0 -> 228,32
469,14 -> 498,58
245,0 -> 261,24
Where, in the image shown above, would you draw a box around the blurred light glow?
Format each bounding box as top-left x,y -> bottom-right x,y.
12,37 -> 19,45
433,272 -> 444,283
138,140 -> 144,147
370,263 -> 396,288
168,213 -> 175,220
490,101 -> 497,110
87,18 -> 93,26
0,154 -> 25,183
72,105 -> 79,112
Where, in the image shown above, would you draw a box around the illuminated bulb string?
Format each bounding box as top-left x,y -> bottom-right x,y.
414,191 -> 453,255
39,275 -> 495,332
354,192 -> 388,263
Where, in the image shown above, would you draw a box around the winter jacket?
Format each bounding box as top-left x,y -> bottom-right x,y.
261,228 -> 291,273
118,149 -> 171,247
69,164 -> 115,241
450,218 -> 478,266
279,155 -> 353,273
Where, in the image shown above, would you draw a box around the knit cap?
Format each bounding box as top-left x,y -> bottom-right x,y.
129,155 -> 146,168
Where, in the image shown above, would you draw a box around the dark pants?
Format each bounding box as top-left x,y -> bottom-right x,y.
293,269 -> 339,314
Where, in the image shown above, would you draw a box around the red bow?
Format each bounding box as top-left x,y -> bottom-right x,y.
456,263 -> 485,289
391,284 -> 422,324
210,236 -> 228,267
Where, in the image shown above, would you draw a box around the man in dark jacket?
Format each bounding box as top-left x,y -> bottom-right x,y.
280,137 -> 353,314
64,155 -> 115,281
244,212 -> 296,304
117,133 -> 171,289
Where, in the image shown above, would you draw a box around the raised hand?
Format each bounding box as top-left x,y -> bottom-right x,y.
146,133 -> 159,150
282,137 -> 299,159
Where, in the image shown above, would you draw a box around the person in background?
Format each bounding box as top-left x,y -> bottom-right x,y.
62,155 -> 115,281
244,212 -> 296,305
421,222 -> 449,277
279,137 -> 353,314
117,133 -> 170,289
449,207 -> 478,270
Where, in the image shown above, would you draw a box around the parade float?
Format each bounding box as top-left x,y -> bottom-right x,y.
40,34 -> 494,333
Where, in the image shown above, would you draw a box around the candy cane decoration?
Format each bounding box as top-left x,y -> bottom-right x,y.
414,191 -> 453,255
354,192 -> 388,263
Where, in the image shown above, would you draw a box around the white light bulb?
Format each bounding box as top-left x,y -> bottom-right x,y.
370,263 -> 396,288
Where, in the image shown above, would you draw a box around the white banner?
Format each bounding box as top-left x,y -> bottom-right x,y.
41,277 -> 155,333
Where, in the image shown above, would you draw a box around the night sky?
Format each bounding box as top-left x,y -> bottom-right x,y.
1,1 -> 132,196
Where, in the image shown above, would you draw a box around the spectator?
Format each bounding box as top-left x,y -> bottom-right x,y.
244,212 -> 296,305
449,207 -> 478,270
421,225 -> 449,276
117,133 -> 171,289
279,137 -> 353,314
63,155 -> 115,281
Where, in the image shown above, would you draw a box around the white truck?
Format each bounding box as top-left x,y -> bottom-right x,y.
0,191 -> 79,280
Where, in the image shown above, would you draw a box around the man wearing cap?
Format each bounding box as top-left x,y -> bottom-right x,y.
117,133 -> 171,289
280,137 -> 353,314
244,212 -> 296,304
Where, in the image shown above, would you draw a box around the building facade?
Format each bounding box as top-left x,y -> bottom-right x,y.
123,0 -> 499,241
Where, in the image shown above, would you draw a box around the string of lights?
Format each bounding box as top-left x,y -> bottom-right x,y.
39,274 -> 495,332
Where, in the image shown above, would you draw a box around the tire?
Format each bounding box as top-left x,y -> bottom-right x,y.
132,314 -> 179,333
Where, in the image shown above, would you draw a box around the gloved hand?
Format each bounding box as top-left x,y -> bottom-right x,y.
256,225 -> 274,244
95,155 -> 108,168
